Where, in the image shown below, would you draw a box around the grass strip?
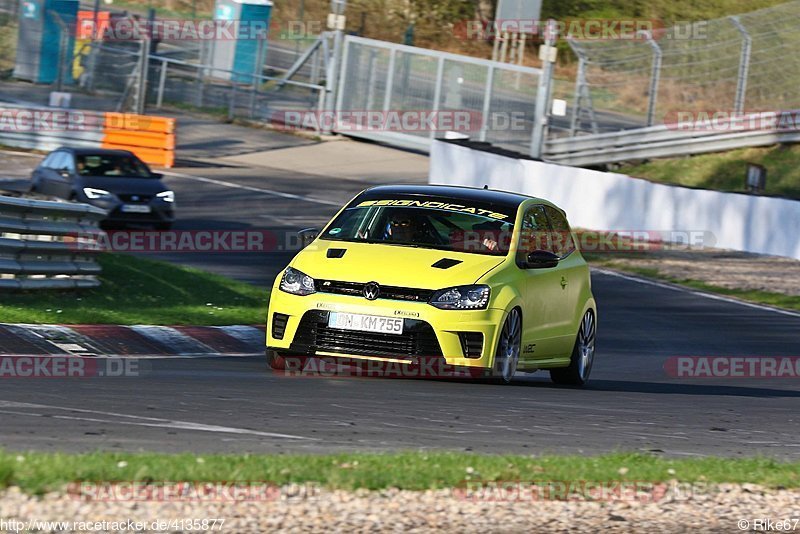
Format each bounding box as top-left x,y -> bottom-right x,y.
2,451 -> 799,495
0,253 -> 268,325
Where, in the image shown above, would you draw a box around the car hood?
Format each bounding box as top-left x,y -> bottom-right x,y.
80,176 -> 167,195
291,239 -> 506,289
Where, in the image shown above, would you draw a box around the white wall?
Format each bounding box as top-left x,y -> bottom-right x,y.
429,140 -> 800,260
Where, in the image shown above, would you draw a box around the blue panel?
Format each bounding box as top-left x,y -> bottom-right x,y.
231,4 -> 271,83
38,0 -> 78,83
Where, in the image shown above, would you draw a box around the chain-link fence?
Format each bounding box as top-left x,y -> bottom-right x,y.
337,35 -> 540,153
0,1 -> 327,128
569,0 -> 800,135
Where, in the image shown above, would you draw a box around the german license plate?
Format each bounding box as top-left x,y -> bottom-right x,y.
121,204 -> 152,213
328,312 -> 404,335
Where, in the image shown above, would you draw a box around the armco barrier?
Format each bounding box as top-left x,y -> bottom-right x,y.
0,195 -> 106,289
429,139 -> 800,260
0,105 -> 175,168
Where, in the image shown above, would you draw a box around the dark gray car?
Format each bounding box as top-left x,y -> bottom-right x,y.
30,147 -> 176,229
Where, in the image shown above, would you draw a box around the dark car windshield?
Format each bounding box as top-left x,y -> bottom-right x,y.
320,197 -> 517,256
76,154 -> 153,178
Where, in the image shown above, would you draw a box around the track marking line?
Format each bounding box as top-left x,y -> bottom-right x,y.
593,267 -> 800,319
0,400 -> 316,440
161,170 -> 341,206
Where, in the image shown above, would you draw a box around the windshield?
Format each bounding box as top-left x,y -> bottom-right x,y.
321,197 -> 517,256
76,154 -> 153,178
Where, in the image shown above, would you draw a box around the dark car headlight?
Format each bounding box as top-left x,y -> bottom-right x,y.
156,190 -> 175,203
82,187 -> 115,201
279,267 -> 316,296
429,285 -> 490,310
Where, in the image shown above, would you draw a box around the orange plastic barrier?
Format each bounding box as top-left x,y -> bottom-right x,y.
101,113 -> 176,168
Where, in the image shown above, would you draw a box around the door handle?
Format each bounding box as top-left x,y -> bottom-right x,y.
560,276 -> 568,290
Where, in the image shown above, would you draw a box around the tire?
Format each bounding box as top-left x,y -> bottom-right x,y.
550,310 -> 596,386
490,308 -> 522,384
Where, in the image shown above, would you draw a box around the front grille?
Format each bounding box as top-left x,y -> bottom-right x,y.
291,310 -> 443,358
271,313 -> 289,340
118,194 -> 153,203
315,280 -> 434,302
458,332 -> 484,358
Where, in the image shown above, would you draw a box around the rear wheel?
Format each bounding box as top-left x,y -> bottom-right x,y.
491,308 -> 521,384
550,310 -> 596,386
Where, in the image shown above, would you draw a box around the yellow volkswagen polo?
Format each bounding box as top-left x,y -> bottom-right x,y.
266,185 -> 597,385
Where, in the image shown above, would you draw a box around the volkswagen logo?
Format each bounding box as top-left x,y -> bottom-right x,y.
363,282 -> 380,301
131,195 -> 140,202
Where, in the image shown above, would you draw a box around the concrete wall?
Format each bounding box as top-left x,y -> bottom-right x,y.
429,140 -> 800,260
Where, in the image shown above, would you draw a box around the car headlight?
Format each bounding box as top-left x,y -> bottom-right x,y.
279,267 -> 316,296
157,190 -> 175,203
429,285 -> 490,310
83,187 -> 113,200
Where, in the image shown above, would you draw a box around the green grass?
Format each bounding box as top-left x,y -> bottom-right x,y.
2,451 -> 799,495
585,254 -> 800,312
619,144 -> 800,199
0,254 -> 268,325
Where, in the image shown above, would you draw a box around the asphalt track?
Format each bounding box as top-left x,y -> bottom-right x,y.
1,151 -> 799,458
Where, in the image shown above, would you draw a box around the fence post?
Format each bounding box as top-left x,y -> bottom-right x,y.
569,54 -> 586,136
332,34 -> 351,134
156,58 -> 167,109
730,16 -> 752,114
429,56 -> 445,140
382,48 -> 397,112
644,31 -> 662,127
228,84 -> 237,121
479,65 -> 495,142
325,0 -> 348,115
530,20 -> 558,160
364,48 -> 378,110
135,35 -> 150,114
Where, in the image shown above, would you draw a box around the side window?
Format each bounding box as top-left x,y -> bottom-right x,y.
50,152 -> 68,171
544,206 -> 576,258
516,205 -> 553,266
64,153 -> 77,174
40,153 -> 57,169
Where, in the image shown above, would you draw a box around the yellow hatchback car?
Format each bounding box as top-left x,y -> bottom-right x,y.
266,185 -> 597,385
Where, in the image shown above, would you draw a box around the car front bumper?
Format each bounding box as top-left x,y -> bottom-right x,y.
266,287 -> 507,369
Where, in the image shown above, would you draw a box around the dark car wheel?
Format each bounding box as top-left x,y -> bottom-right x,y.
550,310 -> 596,386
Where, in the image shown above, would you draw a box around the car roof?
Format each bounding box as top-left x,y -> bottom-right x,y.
360,184 -> 551,211
57,148 -> 136,157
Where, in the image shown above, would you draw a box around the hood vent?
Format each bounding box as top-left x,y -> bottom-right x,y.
432,258 -> 462,270
327,248 -> 347,258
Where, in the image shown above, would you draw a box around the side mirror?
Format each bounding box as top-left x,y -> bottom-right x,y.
298,227 -> 320,249
526,250 -> 560,269
59,168 -> 71,178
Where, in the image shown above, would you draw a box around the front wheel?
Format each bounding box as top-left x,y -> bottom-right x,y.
550,310 -> 596,386
491,308 -> 521,384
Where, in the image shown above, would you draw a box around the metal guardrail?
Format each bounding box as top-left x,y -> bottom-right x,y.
543,118 -> 800,167
0,195 -> 106,289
